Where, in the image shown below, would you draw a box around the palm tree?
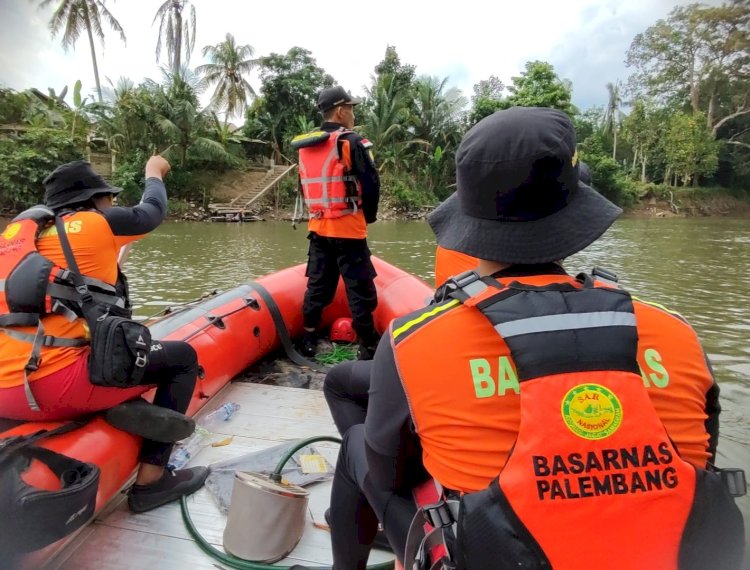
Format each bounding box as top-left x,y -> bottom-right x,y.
603,80 -> 623,160
148,70 -> 235,167
153,0 -> 196,74
196,33 -> 257,121
38,0 -> 126,102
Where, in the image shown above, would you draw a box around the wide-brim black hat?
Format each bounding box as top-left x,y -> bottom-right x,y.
44,160 -> 122,210
428,107 -> 621,264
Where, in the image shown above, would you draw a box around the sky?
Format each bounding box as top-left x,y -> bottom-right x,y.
0,0 -> 723,116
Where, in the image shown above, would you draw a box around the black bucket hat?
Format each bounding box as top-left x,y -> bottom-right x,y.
44,160 -> 122,210
428,107 -> 621,264
317,86 -> 362,113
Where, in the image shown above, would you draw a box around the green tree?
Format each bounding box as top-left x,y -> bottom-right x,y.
468,75 -> 506,125
0,129 -> 83,210
0,89 -> 31,125
626,1 -> 750,134
621,98 -> 664,182
154,0 -> 196,74
148,71 -> 234,167
602,80 -> 623,160
361,75 -> 414,173
93,77 -> 155,157
411,76 -> 465,196
664,111 -> 720,185
37,0 -> 126,102
374,45 -> 416,96
247,47 -> 334,155
506,61 -> 577,115
69,79 -> 92,136
197,33 -> 258,121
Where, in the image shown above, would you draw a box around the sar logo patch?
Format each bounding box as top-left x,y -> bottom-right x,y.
1,223 -> 21,240
561,383 -> 622,440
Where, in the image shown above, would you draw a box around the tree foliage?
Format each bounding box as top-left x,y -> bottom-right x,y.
154,0 -> 196,74
37,0 -> 126,102
0,128 -> 83,210
197,33 -> 257,121
243,47 -> 334,158
506,61 -> 577,115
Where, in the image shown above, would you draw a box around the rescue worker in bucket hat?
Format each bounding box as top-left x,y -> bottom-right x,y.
324,107 -> 744,570
0,157 -> 208,513
291,86 -> 381,361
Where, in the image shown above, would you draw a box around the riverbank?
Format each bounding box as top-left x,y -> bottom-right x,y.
2,187 -> 749,225
170,186 -> 750,222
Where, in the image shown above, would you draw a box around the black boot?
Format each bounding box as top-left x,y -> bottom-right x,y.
356,332 -> 381,361
105,398 -> 195,442
128,466 -> 209,513
300,330 -> 318,357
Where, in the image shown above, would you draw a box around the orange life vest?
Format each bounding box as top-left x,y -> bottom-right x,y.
297,128 -> 362,219
0,206 -> 128,408
393,272 -> 744,569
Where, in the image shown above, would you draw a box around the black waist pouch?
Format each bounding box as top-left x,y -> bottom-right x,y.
0,436 -> 100,554
88,313 -> 151,388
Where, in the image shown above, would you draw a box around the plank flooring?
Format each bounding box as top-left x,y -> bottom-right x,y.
47,382 -> 394,569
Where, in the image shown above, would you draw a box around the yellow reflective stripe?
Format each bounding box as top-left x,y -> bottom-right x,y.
632,296 -> 684,319
292,131 -> 325,143
393,300 -> 460,340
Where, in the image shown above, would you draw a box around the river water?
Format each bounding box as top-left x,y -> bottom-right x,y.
4,215 -> 750,545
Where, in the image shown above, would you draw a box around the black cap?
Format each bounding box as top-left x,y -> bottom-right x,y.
427,107 -> 622,264
44,160 -> 122,210
317,86 -> 362,113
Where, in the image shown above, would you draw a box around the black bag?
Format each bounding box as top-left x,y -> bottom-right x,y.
54,217 -> 150,388
0,423 -> 100,556
87,311 -> 151,387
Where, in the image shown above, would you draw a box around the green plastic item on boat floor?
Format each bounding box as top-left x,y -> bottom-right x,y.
180,435 -> 396,570
314,343 -> 358,366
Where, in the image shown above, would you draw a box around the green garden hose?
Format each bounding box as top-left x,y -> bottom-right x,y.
180,435 -> 396,570
314,344 -> 358,367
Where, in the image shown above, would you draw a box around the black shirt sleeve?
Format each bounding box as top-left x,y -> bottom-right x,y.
364,333 -> 428,492
342,133 -> 380,224
702,355 -> 721,464
104,177 -> 167,236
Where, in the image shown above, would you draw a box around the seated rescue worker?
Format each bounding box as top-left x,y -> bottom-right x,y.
0,157 -> 208,513
432,162 -> 594,288
327,107 -> 745,569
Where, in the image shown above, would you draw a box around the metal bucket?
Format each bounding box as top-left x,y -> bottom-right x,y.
223,471 -> 310,563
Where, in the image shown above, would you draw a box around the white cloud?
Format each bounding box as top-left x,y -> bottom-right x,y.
0,0 -> 725,112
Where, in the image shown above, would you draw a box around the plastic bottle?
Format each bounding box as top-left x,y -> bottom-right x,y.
167,402 -> 241,470
199,402 -> 241,430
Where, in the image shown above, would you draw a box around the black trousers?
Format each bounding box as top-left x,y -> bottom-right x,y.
325,362 -> 429,567
302,233 -> 378,343
330,424 -> 418,569
137,340 -> 197,467
323,360 -> 372,436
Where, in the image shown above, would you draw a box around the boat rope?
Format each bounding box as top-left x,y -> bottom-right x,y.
180,435 -> 396,570
246,280 -> 328,373
315,344 -> 358,366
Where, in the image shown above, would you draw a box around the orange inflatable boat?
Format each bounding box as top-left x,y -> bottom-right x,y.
1,256 -> 432,568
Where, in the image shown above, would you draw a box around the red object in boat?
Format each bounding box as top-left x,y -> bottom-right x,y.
1,256 -> 432,567
330,317 -> 356,343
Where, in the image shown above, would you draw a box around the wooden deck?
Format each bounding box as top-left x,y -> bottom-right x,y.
47,383 -> 394,569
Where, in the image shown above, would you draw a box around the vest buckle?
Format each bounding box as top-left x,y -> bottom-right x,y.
720,468 -> 747,497
591,266 -> 619,284
421,501 -> 454,529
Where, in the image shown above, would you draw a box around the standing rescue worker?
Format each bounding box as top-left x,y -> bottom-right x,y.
291,86 -> 381,360
326,107 -> 745,570
0,157 -> 208,513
